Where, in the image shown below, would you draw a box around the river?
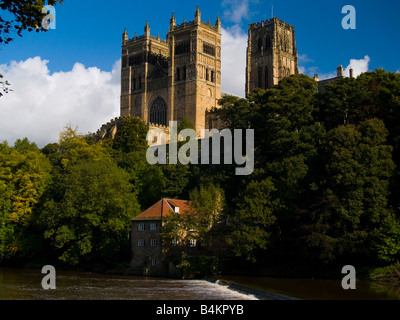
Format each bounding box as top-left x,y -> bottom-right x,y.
0,267 -> 398,300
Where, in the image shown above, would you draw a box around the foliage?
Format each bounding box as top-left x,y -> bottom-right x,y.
227,178 -> 279,262
0,138 -> 51,259
37,127 -> 140,265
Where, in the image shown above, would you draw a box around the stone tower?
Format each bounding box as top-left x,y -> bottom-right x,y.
246,17 -> 298,95
120,6 -> 222,135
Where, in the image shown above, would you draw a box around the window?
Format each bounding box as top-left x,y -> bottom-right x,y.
206,68 -> 209,81
258,67 -> 263,88
132,78 -> 136,91
265,35 -> 271,50
151,258 -> 157,267
182,66 -> 186,80
265,66 -> 269,89
176,67 -> 180,81
189,239 -> 196,247
203,42 -> 216,56
138,223 -> 145,231
150,223 -> 158,231
138,239 -> 145,247
175,40 -> 190,55
149,96 -> 167,126
211,70 -> 215,83
171,239 -> 178,246
257,37 -> 262,51
150,239 -> 158,247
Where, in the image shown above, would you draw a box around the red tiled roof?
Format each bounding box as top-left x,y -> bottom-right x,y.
132,198 -> 193,220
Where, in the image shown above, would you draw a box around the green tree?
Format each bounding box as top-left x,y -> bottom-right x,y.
37,126 -> 141,265
39,157 -> 140,265
301,119 -> 396,264
227,178 -> 279,262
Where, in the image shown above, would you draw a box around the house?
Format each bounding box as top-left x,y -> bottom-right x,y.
130,198 -> 195,276
130,197 -> 228,277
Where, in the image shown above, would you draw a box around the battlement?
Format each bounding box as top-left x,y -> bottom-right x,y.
249,17 -> 294,30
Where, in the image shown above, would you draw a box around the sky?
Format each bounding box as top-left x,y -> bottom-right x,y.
0,0 -> 399,147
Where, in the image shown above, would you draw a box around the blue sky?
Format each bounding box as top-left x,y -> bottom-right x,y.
0,0 -> 399,147
2,0 -> 399,74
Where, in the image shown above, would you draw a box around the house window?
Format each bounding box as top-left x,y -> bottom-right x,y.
189,239 -> 196,247
151,258 -> 157,267
138,239 -> 145,247
150,223 -> 158,231
138,223 -> 145,231
150,239 -> 158,247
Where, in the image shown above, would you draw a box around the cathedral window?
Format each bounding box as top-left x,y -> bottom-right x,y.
258,67 -> 263,88
176,67 -> 180,81
257,37 -> 262,52
175,40 -> 190,55
206,68 -> 209,81
266,35 -> 271,50
211,70 -> 215,83
150,96 -> 167,126
265,66 -> 269,88
203,42 -> 216,56
183,66 -> 187,80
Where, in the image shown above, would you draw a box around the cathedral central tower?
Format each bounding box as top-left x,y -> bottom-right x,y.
246,17 -> 298,95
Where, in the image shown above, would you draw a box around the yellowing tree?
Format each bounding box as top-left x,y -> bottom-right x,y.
0,138 -> 51,259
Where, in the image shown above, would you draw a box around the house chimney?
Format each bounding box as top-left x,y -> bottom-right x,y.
349,68 -> 354,79
337,65 -> 344,77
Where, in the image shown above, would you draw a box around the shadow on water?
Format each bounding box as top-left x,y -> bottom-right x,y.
217,275 -> 400,300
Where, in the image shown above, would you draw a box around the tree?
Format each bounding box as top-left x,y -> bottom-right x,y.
39,157 -> 140,265
37,126 -> 141,265
0,138 -> 51,260
300,119 -> 396,264
227,178 -> 279,262
0,0 -> 63,44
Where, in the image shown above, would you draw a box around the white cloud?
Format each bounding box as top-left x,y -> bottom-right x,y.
222,0 -> 250,24
299,55 -> 371,80
344,55 -> 370,78
0,57 -> 120,148
221,26 -> 247,97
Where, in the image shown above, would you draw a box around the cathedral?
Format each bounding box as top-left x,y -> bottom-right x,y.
119,6 -> 298,135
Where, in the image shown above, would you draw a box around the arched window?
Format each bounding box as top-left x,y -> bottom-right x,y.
150,96 -> 167,126
258,67 -> 263,88
257,37 -> 262,52
265,66 -> 269,89
265,35 -> 271,50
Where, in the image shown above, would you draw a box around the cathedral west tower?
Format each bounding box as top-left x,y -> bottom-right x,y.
120,6 -> 221,135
